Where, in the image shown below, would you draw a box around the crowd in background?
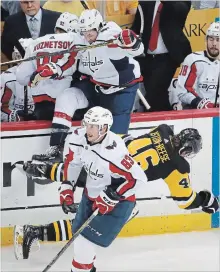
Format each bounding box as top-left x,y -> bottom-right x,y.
1,0 -> 219,125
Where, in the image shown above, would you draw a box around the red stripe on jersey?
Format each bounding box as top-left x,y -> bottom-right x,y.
72,259 -> 93,270
90,76 -> 143,87
63,149 -> 74,180
61,46 -> 77,72
33,95 -> 55,104
185,63 -> 198,97
1,87 -> 13,114
54,111 -> 72,122
109,164 -> 136,195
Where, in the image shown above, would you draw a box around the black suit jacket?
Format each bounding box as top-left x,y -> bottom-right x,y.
1,8 -> 61,60
132,1 -> 192,66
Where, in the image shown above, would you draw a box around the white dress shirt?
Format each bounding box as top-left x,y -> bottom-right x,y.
147,1 -> 168,55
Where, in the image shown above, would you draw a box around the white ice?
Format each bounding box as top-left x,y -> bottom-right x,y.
1,230 -> 219,272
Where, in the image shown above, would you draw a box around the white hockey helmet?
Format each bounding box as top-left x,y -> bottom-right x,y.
78,9 -> 103,33
206,22 -> 220,38
83,106 -> 113,131
12,38 -> 33,60
55,12 -> 79,33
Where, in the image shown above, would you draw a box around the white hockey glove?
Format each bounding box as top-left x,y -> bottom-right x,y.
172,102 -> 183,111
29,62 -> 62,87
8,109 -> 21,122
199,190 -> 219,214
117,29 -> 141,50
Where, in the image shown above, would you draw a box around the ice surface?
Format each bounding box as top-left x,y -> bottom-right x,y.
1,230 -> 219,271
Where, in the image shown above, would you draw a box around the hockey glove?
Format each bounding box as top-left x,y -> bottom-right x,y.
23,161 -> 51,179
59,181 -> 75,214
29,62 -> 62,87
191,97 -> 214,109
199,190 -> 219,214
117,29 -> 141,50
92,187 -> 121,215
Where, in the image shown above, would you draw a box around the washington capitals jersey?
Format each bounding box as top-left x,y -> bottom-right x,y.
78,21 -> 144,87
50,127 -> 147,199
16,32 -> 83,87
176,51 -> 219,105
124,125 -> 198,209
1,66 -> 34,121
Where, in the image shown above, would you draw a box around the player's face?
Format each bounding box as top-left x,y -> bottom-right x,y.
85,123 -> 106,143
20,0 -> 40,16
55,28 -> 66,34
207,36 -> 219,58
82,30 -> 98,43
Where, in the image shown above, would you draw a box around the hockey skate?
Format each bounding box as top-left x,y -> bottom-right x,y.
14,225 -> 42,260
32,145 -> 63,162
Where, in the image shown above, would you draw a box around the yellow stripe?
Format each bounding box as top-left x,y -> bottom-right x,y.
53,222 -> 60,241
1,213 -> 213,246
119,213 -> 211,237
178,192 -> 197,209
67,220 -> 73,239
50,163 -> 58,181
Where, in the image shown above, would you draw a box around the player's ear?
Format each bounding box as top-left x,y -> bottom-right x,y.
101,125 -> 108,134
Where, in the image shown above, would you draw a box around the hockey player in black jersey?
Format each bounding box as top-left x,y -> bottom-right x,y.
15,124 -> 219,262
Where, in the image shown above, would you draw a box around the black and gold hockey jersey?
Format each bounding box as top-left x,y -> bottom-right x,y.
123,124 -> 198,209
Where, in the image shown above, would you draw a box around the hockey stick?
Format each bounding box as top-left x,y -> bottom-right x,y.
42,209 -> 99,272
214,74 -> 219,107
80,0 -> 89,9
23,86 -> 28,121
0,39 -> 116,66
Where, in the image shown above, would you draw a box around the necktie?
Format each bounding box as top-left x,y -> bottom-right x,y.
149,2 -> 163,51
30,17 -> 38,39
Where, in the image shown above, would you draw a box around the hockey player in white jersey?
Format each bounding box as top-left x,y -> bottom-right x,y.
16,12 -> 83,120
74,9 -> 144,133
1,38 -> 35,122
170,22 -> 219,109
32,9 -> 144,162
22,106 -> 147,272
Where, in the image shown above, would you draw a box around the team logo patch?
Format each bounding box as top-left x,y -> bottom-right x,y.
106,141 -> 117,150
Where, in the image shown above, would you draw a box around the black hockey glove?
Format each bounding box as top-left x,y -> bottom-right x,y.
23,161 -> 51,179
199,190 -> 219,214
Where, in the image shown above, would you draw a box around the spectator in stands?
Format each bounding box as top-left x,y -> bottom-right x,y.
43,0 -> 88,15
192,1 -> 219,9
170,22 -> 219,109
1,0 -> 61,60
132,1 -> 192,112
89,0 -> 138,16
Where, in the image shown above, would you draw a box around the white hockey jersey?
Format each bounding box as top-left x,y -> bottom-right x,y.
16,32 -> 83,100
1,66 -> 34,121
176,51 -> 219,105
62,127 -> 147,199
78,22 -> 144,89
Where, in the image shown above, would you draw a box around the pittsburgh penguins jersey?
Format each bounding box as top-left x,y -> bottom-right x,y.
78,21 -> 144,88
124,124 -> 198,210
16,32 -> 83,99
49,127 -> 147,199
1,66 -> 34,121
176,51 -> 219,106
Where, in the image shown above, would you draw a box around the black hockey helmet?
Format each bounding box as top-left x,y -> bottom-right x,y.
173,128 -> 202,158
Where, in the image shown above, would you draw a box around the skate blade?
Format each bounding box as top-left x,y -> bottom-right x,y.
14,225 -> 24,260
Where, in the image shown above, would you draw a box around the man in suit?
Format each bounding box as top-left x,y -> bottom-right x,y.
132,1 -> 192,111
1,0 -> 61,60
